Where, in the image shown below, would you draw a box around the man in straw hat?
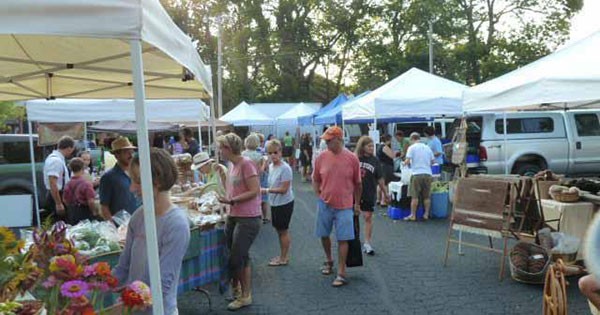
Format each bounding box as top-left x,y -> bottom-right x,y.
99,136 -> 139,223
312,126 -> 362,287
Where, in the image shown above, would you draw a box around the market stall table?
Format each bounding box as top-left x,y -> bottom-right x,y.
541,199 -> 595,260
88,225 -> 227,308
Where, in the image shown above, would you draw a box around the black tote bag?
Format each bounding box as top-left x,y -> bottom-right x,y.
346,214 -> 363,268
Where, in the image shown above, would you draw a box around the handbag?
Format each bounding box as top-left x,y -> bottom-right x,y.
346,215 -> 363,268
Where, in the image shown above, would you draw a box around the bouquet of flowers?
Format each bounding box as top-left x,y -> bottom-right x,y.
120,281 -> 152,314
0,227 -> 42,314
29,221 -> 120,314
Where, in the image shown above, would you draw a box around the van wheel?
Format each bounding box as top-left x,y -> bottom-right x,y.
514,163 -> 543,177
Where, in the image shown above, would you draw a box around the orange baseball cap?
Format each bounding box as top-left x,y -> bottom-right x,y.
321,126 -> 343,140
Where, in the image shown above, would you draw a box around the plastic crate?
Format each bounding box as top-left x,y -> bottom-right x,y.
431,164 -> 441,175
388,205 -> 424,220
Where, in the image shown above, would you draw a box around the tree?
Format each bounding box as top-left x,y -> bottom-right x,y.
0,102 -> 25,133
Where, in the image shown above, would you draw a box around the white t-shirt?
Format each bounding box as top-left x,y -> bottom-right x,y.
268,162 -> 294,206
43,150 -> 70,190
406,142 -> 434,175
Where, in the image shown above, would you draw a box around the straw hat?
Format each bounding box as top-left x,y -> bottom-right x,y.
191,152 -> 214,170
111,137 -> 137,153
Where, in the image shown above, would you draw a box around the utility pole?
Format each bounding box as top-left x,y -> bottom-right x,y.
217,15 -> 224,118
428,20 -> 433,74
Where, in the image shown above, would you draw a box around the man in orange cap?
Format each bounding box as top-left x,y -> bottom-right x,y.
312,126 -> 362,287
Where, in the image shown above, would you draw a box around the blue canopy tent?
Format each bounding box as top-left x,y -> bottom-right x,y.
314,91 -> 372,125
298,94 -> 348,125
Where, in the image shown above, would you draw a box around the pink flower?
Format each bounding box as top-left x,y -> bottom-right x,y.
89,281 -> 109,292
42,275 -> 58,289
60,280 -> 89,298
84,265 -> 96,277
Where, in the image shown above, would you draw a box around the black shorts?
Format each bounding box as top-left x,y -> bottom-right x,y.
360,200 -> 375,212
282,146 -> 294,158
271,200 -> 294,231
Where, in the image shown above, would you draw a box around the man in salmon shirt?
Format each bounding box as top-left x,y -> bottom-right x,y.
312,126 -> 362,287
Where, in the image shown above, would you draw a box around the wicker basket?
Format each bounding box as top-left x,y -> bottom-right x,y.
551,191 -> 580,203
509,242 -> 550,284
550,252 -> 578,265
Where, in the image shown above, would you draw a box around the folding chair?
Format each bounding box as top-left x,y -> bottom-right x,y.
443,177 -> 514,280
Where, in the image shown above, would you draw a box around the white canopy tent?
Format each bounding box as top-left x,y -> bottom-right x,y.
463,30 -> 600,112
276,102 -> 321,125
250,102 -> 320,120
374,68 -> 467,118
1,1 -> 213,313
221,101 -> 274,126
343,68 -> 466,123
25,98 -> 209,122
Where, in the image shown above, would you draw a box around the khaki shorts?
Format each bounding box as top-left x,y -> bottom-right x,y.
410,174 -> 433,200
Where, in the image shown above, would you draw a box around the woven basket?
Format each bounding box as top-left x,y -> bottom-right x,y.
551,192 -> 580,203
509,242 -> 550,284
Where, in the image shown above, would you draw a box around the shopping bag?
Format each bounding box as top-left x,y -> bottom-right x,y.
400,164 -> 412,185
346,215 -> 363,268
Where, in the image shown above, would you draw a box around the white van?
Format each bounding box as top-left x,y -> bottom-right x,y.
450,110 -> 600,176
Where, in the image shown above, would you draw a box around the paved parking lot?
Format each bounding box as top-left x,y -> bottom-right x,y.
178,176 -> 590,314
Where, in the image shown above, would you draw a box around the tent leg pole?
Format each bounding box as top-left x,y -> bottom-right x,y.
197,121 -> 203,152
210,98 -> 217,158
28,121 -> 41,227
503,112 -> 508,175
130,39 -> 164,315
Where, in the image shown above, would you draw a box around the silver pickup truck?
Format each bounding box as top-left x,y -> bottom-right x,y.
452,110 -> 600,176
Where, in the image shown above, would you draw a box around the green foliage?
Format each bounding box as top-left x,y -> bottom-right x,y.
161,0 -> 581,110
0,102 -> 25,132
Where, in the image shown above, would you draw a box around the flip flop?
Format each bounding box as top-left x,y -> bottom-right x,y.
332,275 -> 348,287
403,216 -> 416,221
321,261 -> 334,275
268,257 -> 289,266
423,214 -> 429,221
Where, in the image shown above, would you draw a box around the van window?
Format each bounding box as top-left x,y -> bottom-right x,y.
495,118 -> 554,134
574,113 -> 600,136
0,141 -> 44,164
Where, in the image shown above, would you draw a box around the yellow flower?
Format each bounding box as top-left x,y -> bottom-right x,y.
0,227 -> 19,254
49,254 -> 76,273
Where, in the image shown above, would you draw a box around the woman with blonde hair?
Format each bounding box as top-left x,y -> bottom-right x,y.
355,136 -> 389,255
261,139 -> 294,266
216,133 -> 262,311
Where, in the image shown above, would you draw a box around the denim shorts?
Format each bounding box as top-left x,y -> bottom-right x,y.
315,199 -> 355,241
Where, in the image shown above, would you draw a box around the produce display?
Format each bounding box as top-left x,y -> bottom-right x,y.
431,181 -> 449,193
563,178 -> 600,195
67,220 -> 122,256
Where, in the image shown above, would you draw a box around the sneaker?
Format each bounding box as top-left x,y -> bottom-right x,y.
226,284 -> 242,301
363,243 -> 375,256
227,295 -> 252,311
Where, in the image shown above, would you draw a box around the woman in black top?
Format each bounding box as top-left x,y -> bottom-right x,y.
356,136 -> 389,255
299,133 -> 313,182
376,134 -> 396,206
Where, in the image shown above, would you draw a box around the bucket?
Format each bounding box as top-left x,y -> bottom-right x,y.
388,205 -> 424,220
431,192 -> 449,218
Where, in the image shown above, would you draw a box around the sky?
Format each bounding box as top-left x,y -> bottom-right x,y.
568,0 -> 600,44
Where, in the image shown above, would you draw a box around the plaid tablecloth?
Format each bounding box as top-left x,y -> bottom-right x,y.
87,226 -> 227,306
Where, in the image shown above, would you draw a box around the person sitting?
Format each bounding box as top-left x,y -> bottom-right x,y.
113,148 -> 190,315
191,152 -> 227,196
63,158 -> 96,225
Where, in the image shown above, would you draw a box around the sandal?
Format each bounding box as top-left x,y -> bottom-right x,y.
403,216 -> 416,221
332,275 -> 348,287
268,257 -> 289,266
321,261 -> 334,275
423,214 -> 429,221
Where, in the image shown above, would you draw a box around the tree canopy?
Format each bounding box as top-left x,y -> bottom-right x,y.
162,0 -> 582,114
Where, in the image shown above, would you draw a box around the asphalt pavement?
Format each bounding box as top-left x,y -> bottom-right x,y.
178,175 -> 590,314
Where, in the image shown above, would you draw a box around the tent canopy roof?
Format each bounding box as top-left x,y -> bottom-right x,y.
276,102 -> 321,125
249,102 -> 321,119
0,0 -> 213,101
89,121 -> 180,133
463,30 -> 600,112
220,101 -> 274,126
374,68 -> 467,118
25,98 -> 209,122
307,94 -> 348,125
343,68 -> 466,122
